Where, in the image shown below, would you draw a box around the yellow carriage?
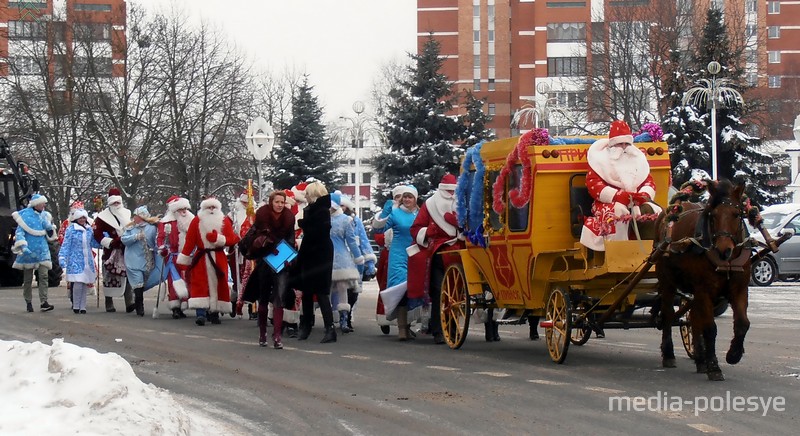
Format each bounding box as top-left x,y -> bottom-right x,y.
442,133 -> 675,363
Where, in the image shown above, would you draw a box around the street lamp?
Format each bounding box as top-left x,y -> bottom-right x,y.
339,101 -> 369,219
682,61 -> 744,180
512,82 -> 567,133
245,116 -> 275,201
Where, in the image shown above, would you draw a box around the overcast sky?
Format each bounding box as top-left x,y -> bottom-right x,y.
137,0 -> 418,121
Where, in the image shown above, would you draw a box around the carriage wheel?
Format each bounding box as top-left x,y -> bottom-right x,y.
440,264 -> 471,349
570,325 -> 591,346
545,287 -> 572,363
680,312 -> 695,359
380,325 -> 391,335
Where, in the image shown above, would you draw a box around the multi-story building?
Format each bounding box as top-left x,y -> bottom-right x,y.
1,0 -> 127,80
418,0 -> 799,140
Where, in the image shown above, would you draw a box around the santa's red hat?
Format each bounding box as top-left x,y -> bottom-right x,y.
107,187 -> 123,206
291,182 -> 308,203
166,195 -> 191,213
69,200 -> 85,211
438,173 -> 457,191
608,120 -> 634,147
200,196 -> 221,211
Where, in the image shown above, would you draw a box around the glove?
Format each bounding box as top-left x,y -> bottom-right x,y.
444,211 -> 458,227
632,192 -> 651,206
206,230 -> 218,243
159,248 -> 169,257
272,248 -> 280,256
380,199 -> 394,218
613,202 -> 629,218
613,190 -> 633,206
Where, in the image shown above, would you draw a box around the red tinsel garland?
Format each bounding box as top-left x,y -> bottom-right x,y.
492,130 -> 541,214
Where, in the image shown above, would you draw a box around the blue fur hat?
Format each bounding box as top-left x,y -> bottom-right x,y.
29,193 -> 47,207
134,205 -> 150,219
330,192 -> 341,209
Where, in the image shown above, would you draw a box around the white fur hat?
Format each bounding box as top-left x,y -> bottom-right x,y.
167,196 -> 191,213
200,197 -> 222,211
71,209 -> 89,222
28,193 -> 47,207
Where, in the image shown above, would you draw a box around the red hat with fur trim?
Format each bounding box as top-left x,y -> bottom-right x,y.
438,173 -> 457,191
167,195 -> 191,213
107,188 -> 123,206
608,120 -> 634,147
291,182 -> 308,203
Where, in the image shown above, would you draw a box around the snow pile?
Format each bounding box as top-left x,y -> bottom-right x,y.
0,339 -> 190,436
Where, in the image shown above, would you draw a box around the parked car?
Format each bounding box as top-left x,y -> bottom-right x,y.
750,203 -> 800,286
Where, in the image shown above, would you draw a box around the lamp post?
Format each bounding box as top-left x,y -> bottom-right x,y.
339,101 -> 368,219
682,61 -> 744,180
512,82 -> 567,133
245,117 -> 275,201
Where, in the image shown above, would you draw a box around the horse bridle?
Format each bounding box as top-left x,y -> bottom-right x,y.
705,197 -> 748,249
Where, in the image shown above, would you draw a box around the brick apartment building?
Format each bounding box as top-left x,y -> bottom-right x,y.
418,0 -> 799,141
0,0 -> 127,80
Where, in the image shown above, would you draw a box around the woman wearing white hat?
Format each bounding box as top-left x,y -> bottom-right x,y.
58,209 -> 101,313
121,206 -> 159,316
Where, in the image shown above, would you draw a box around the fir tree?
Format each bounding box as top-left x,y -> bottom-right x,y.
374,37 -> 467,201
268,76 -> 343,190
462,89 -> 496,146
662,8 -> 786,205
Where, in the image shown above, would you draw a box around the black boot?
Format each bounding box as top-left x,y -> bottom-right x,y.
321,326 -> 337,343
492,320 -> 501,342
485,322 -> 494,342
172,308 -> 182,319
298,320 -> 312,340
209,312 -> 221,325
134,288 -> 144,317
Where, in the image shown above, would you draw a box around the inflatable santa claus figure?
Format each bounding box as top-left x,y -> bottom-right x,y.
580,120 -> 662,251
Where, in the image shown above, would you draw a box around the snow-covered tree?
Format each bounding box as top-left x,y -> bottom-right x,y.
268,76 -> 343,190
462,90 -> 495,146
374,37 -> 467,201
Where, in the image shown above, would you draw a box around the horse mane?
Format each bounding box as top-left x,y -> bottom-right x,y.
707,179 -> 738,209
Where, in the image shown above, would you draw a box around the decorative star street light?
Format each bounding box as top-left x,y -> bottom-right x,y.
338,101 -> 381,219
512,82 -> 568,133
682,61 -> 744,180
245,117 -> 275,201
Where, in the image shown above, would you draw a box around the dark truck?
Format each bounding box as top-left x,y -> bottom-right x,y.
0,138 -> 62,287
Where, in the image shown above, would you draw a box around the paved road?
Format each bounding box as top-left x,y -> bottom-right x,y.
1,281 -> 798,434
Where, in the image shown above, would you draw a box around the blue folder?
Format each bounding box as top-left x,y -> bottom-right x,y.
264,240 -> 297,273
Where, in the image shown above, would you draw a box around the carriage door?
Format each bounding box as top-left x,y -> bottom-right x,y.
505,164 -> 532,305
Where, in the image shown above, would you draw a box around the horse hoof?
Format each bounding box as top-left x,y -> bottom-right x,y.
662,358 -> 677,368
696,363 -> 708,373
707,371 -> 725,381
726,348 -> 744,365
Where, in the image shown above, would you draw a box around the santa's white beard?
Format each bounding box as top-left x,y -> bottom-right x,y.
607,147 -> 648,192
176,211 -> 194,234
198,208 -> 224,236
109,203 -> 125,215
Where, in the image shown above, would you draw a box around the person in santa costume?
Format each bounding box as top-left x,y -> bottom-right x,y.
406,174 -> 464,344
226,191 -> 255,318
157,196 -> 194,318
92,188 -> 134,313
176,196 -> 240,326
580,120 -> 663,251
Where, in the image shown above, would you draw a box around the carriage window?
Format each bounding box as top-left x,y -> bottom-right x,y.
486,170 -> 504,232
508,164 -> 530,232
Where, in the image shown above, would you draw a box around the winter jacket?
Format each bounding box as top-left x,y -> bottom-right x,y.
58,223 -> 101,283
121,223 -> 158,273
330,210 -> 363,283
12,207 -> 57,270
295,195 -> 333,295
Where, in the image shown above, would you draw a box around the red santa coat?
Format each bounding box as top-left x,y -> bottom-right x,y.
580,138 -> 660,251
157,218 -> 191,308
176,211 -> 239,313
406,195 -> 463,300
93,207 -> 132,261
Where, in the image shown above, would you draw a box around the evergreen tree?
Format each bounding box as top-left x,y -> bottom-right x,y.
662,8 -> 786,205
462,90 -> 496,146
374,37 -> 467,201
268,76 -> 343,190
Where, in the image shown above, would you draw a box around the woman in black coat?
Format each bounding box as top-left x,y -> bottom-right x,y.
295,181 -> 336,343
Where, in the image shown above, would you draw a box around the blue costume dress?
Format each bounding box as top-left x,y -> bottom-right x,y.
121,223 -> 158,289
374,205 -> 418,288
330,210 -> 363,312
58,222 -> 101,284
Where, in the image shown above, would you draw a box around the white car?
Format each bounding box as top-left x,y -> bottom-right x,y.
750,203 -> 800,286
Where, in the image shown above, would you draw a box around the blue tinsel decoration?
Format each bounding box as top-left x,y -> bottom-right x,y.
455,142 -> 488,248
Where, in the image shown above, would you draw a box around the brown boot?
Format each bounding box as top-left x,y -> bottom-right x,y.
397,306 -> 410,341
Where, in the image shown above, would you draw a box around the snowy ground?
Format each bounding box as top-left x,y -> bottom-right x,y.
0,338 -> 229,436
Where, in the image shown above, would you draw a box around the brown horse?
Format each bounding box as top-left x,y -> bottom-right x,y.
654,180 -> 751,381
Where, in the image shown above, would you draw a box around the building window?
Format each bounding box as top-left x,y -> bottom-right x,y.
547,57 -> 587,77
548,91 -> 587,109
488,78 -> 496,91
768,51 -> 781,63
362,173 -> 372,184
746,73 -> 757,86
8,1 -> 47,8
488,30 -> 495,42
768,27 -> 780,39
711,0 -> 723,10
488,103 -> 496,116
474,79 -> 481,91
74,23 -> 111,41
488,54 -> 495,68
8,20 -> 47,39
768,76 -> 781,88
746,0 -> 757,12
609,0 -> 650,5
74,3 -> 113,12
473,30 -> 480,42
546,22 -> 586,42
474,56 -> 480,68
8,56 -> 43,75
546,1 -> 587,7
746,50 -> 757,64
473,5 -> 480,16
768,1 -> 780,14
487,4 -> 495,17
745,25 -> 757,38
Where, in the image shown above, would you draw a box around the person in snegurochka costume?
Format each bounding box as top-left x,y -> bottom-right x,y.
176,196 -> 240,326
58,200 -> 87,304
92,187 -> 134,313
226,191 -> 256,318
157,196 -> 194,319
336,192 -> 377,332
407,174 -> 464,345
580,120 -> 663,252
12,193 -> 57,312
294,181 -> 336,343
374,185 -> 405,330
372,184 -> 419,341
58,209 -> 101,314
327,192 -> 365,335
121,206 -> 159,317
242,190 -> 296,348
